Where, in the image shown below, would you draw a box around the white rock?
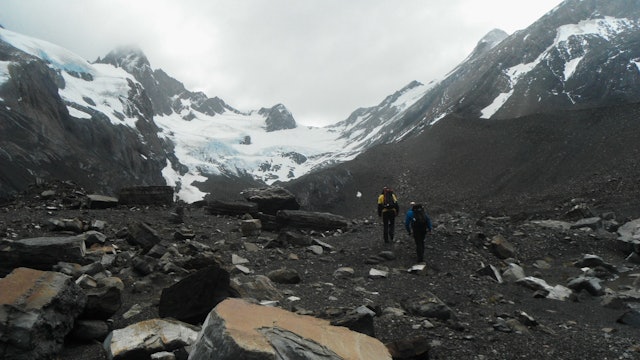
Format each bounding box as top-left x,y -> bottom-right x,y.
104,318 -> 199,360
369,268 -> 389,279
231,254 -> 249,265
235,264 -> 253,274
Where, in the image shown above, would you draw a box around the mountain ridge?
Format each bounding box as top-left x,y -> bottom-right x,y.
1,0 -> 640,207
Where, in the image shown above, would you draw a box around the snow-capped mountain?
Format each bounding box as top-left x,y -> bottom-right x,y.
400,0 -> 640,127
0,27 -> 426,202
1,0 -> 640,203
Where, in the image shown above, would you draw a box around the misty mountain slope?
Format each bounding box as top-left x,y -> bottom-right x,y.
285,102 -> 640,219
282,0 -> 640,217
2,0 -> 640,204
0,26 -> 432,201
0,33 -> 169,198
403,0 -> 640,126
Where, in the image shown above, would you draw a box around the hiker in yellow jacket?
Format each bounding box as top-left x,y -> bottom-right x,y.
377,187 -> 399,244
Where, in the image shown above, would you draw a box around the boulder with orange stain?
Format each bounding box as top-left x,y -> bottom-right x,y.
0,267 -> 86,360
189,298 -> 392,360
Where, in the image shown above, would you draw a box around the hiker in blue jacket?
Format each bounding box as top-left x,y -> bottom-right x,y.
405,202 -> 433,263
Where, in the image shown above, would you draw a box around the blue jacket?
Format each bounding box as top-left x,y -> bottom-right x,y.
405,208 -> 433,233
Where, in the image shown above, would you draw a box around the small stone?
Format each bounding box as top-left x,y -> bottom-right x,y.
232,254 -> 249,265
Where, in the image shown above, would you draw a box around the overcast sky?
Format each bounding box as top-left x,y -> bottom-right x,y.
1,0 -> 564,126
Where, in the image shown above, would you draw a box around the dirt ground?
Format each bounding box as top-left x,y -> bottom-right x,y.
2,181 -> 639,360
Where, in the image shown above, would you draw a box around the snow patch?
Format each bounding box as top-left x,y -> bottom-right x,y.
391,83 -> 429,111
0,28 -> 94,75
481,90 -> 514,119
0,61 -> 11,84
162,160 -> 207,204
154,107 -> 349,200
431,112 -> 448,125
555,17 -> 634,43
485,16 -> 634,117
564,56 -> 584,80
59,64 -> 139,127
67,107 -> 92,119
506,62 -> 537,85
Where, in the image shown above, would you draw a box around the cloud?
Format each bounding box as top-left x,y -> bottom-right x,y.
0,0 -> 563,126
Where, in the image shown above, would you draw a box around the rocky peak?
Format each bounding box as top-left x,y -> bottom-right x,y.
98,45 -> 151,74
469,28 -> 508,59
259,104 -> 297,132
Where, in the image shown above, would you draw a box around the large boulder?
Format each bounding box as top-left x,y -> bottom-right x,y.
86,194 -> 119,209
126,221 -> 161,253
275,209 -> 349,231
242,186 -> 300,215
159,265 -> 239,324
617,218 -> 640,253
205,199 -> 259,217
0,236 -> 86,276
230,274 -> 285,303
118,186 -> 174,206
188,298 -> 392,360
103,318 -> 199,360
489,234 -> 516,259
401,292 -> 456,321
385,336 -> 430,359
82,276 -> 124,320
0,267 -> 87,360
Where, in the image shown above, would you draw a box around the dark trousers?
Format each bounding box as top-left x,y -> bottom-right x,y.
413,230 -> 427,262
382,211 -> 396,243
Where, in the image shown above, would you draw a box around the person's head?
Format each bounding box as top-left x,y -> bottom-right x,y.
382,186 -> 389,194
412,203 -> 422,211
409,201 -> 416,206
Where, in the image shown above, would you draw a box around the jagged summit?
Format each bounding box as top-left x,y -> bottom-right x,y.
258,104 -> 297,132
468,28 -> 508,58
99,45 -> 151,73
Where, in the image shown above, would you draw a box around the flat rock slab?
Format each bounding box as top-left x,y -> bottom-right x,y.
0,236 -> 86,276
118,186 -> 174,206
276,209 -> 349,231
86,194 -> 119,209
189,298 -> 391,360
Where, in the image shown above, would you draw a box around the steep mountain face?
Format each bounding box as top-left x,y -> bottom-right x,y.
329,81 -> 431,152
403,0 -> 640,125
97,46 -> 240,119
286,102 -> 640,218
284,0 -> 640,215
0,27 -> 430,201
0,35 -> 168,199
1,0 -> 640,204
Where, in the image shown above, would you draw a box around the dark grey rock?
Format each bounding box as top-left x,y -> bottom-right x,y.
205,200 -> 259,217
385,335 -> 430,360
82,277 -> 124,320
118,186 -> 174,206
159,265 -> 239,324
242,186 -> 300,215
276,210 -> 349,231
0,236 -> 86,276
402,292 -> 456,321
267,268 -> 302,284
86,194 -> 119,209
126,221 -> 161,252
68,319 -> 110,341
617,308 -> 640,328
